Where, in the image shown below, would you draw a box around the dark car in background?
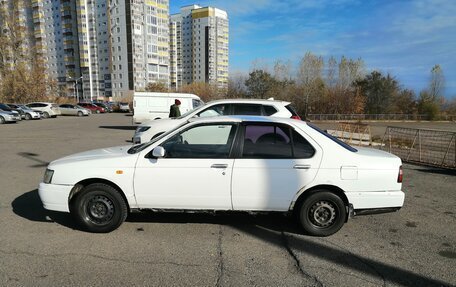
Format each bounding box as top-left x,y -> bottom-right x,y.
78,103 -> 106,114
93,102 -> 112,113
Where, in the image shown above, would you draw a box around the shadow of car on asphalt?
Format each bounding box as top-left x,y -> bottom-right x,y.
99,125 -> 137,130
11,189 -> 79,230
11,190 -> 452,287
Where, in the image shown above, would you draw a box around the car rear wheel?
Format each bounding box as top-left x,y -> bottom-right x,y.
0,116 -> 5,124
70,183 -> 128,233
25,113 -> 32,120
43,112 -> 50,118
77,111 -> 83,117
298,191 -> 346,237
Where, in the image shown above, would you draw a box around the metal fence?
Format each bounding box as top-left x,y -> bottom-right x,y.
308,114 -> 456,121
380,127 -> 456,169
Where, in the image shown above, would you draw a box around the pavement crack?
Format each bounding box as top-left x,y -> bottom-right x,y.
0,249 -> 200,268
281,231 -> 324,287
215,225 -> 224,287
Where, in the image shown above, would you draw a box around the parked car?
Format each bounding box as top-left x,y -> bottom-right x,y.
0,103 -> 22,121
26,102 -> 61,118
78,103 -> 106,114
93,102 -> 112,113
59,104 -> 90,117
38,116 -> 404,235
133,98 -> 301,144
0,109 -> 21,124
119,102 -> 131,113
7,104 -> 41,120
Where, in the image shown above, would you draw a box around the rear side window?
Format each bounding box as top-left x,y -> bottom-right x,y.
263,105 -> 277,116
242,125 -> 292,158
241,124 -> 316,159
233,104 -> 262,116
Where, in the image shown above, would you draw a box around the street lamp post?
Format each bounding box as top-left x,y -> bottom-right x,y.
68,76 -> 83,103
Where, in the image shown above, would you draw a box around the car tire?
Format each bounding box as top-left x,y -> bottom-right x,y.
298,191 -> 347,237
70,183 -> 128,233
77,111 -> 83,117
25,113 -> 32,120
0,116 -> 4,124
43,112 -> 50,119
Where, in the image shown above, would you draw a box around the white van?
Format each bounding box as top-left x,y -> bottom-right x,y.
133,92 -> 203,124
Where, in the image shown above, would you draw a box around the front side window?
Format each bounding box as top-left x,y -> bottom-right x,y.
162,124 -> 236,158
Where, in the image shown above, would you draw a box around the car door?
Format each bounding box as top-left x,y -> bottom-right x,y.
134,123 -> 238,210
231,123 -> 322,211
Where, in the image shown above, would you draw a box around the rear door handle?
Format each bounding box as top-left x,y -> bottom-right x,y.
211,164 -> 228,169
293,164 -> 311,170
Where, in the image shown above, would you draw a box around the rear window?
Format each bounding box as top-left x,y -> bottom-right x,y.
308,123 -> 358,152
285,104 -> 299,117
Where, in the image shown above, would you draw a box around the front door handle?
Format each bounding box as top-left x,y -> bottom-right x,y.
211,164 -> 228,169
293,164 -> 311,170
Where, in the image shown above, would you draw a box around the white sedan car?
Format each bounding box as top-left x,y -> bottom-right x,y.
133,98 -> 300,144
38,116 -> 404,236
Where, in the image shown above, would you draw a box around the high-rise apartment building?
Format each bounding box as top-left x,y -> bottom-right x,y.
170,5 -> 228,89
1,0 -> 170,100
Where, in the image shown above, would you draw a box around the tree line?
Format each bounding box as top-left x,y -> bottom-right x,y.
172,53 -> 451,120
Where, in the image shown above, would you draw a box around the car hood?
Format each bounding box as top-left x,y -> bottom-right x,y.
50,145 -> 135,167
0,110 -> 15,115
140,117 -> 177,127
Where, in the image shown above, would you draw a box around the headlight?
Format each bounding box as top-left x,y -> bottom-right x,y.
43,169 -> 54,184
136,126 -> 151,133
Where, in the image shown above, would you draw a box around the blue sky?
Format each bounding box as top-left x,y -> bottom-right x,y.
170,0 -> 456,98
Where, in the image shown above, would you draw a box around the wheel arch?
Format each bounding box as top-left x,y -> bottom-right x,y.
69,178 -> 131,213
292,184 -> 349,217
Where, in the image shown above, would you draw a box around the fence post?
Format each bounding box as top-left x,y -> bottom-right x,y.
407,130 -> 419,161
418,130 -> 422,162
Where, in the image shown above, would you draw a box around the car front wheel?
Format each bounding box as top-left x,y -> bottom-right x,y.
298,191 -> 346,237
43,112 -> 50,118
25,113 -> 32,120
77,111 -> 83,117
71,183 -> 128,233
0,116 -> 5,124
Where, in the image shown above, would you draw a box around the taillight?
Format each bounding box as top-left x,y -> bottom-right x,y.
397,166 -> 403,183
291,115 -> 301,120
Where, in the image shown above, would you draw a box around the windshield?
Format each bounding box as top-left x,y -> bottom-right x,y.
175,104 -> 207,119
127,121 -> 188,154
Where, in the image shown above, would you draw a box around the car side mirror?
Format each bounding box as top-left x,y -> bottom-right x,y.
152,146 -> 165,158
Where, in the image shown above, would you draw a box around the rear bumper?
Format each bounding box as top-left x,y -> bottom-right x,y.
346,190 -> 405,210
38,182 -> 73,212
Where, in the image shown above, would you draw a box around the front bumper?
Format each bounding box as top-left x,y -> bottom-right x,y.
38,182 -> 73,212
4,115 -> 20,122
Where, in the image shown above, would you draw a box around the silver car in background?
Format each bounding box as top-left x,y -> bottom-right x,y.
25,102 -> 61,118
0,109 -> 21,124
7,104 -> 42,120
59,104 -> 90,117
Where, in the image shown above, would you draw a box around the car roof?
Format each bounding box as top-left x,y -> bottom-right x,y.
188,115 -> 307,126
205,98 -> 291,106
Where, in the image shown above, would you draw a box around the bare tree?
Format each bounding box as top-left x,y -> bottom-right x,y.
429,64 -> 444,101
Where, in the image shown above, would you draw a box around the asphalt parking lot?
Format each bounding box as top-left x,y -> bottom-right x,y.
1,114 -> 455,286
